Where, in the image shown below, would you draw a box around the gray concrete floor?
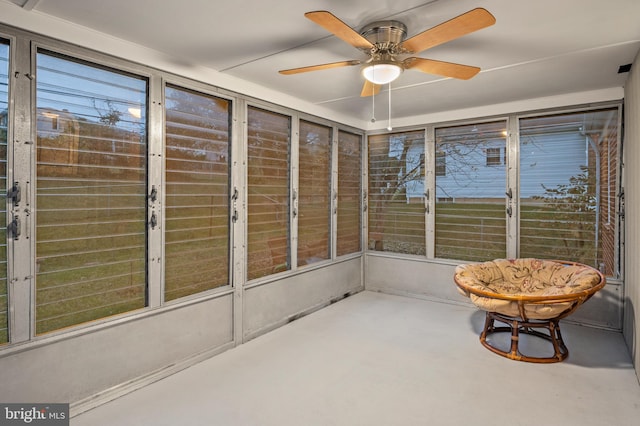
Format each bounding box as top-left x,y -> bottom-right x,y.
72,291 -> 640,426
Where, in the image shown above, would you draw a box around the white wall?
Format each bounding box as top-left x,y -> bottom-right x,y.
368,87 -> 624,132
244,259 -> 364,341
0,259 -> 363,415
0,293 -> 234,406
365,254 -> 624,330
623,49 -> 640,382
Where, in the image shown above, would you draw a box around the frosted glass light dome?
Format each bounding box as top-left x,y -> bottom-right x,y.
362,63 -> 402,85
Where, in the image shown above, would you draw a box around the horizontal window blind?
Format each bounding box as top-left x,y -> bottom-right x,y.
519,109 -> 619,274
35,51 -> 147,334
298,120 -> 331,266
337,130 -> 361,256
368,131 -> 425,255
164,85 -> 230,301
247,107 -> 291,280
435,121 -> 507,261
0,41 -> 8,344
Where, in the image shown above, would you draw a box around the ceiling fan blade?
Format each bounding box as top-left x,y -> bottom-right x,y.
400,8 -> 496,54
305,11 -> 374,50
279,60 -> 361,75
360,80 -> 381,97
404,57 -> 480,80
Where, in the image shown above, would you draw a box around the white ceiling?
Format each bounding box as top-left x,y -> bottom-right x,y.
4,0 -> 640,127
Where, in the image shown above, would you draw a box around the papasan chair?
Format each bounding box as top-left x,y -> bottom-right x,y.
454,258 -> 605,363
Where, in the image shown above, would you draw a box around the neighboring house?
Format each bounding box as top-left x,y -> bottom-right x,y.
395,132 -> 590,202
36,107 -> 80,171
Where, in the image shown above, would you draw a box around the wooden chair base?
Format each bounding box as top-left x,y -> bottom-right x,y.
480,311 -> 568,363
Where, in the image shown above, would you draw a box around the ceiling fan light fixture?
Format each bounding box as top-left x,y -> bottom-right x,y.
362,62 -> 403,85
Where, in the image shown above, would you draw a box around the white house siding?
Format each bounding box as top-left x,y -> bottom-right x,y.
406,133 -> 587,201
519,132 -> 588,198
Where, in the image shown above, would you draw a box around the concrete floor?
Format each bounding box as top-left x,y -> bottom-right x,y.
72,291 -> 640,426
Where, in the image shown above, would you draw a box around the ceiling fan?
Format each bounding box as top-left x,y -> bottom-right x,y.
279,8 -> 496,97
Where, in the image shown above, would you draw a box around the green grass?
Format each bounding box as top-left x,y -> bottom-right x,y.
22,183 -> 604,337
369,200 -> 601,267
435,202 -> 506,261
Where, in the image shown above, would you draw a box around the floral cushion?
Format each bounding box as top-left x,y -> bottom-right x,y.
454,259 -> 603,319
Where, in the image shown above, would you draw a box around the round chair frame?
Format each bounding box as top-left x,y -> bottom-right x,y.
454,260 -> 606,363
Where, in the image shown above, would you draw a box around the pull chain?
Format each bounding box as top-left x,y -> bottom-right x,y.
387,83 -> 392,131
371,83 -> 376,123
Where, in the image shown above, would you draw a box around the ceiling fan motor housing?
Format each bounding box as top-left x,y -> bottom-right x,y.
359,20 -> 407,53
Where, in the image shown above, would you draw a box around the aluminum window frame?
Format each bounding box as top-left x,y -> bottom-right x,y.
366,102 -> 624,280
0,22 -> 366,351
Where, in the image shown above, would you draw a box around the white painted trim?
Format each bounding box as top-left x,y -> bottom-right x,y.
22,0 -> 40,11
368,87 -> 625,131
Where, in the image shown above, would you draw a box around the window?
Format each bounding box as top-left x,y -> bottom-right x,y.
298,120 -> 331,266
247,107 -> 291,280
368,131 -> 425,255
336,130 -> 362,256
519,108 -> 619,275
35,51 -> 147,334
435,121 -> 507,261
164,85 -> 230,301
368,106 -> 621,274
486,147 -> 504,166
435,150 -> 446,177
0,41 -> 8,343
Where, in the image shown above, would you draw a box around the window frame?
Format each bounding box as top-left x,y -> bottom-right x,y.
0,23 -> 365,350
0,35 -> 12,345
33,46 -> 151,335
245,102 -> 293,282
433,120 -> 509,262
367,129 -> 427,256
485,147 -> 504,167
297,119 -> 333,267
162,82 -> 233,303
336,129 -> 364,258
515,106 -> 623,277
368,102 -> 623,280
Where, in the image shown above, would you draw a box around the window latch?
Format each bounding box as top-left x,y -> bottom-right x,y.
506,206 -> 512,217
618,189 -> 625,220
8,182 -> 21,205
149,211 -> 157,229
505,188 -> 513,199
8,216 -> 20,240
149,185 -> 157,203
